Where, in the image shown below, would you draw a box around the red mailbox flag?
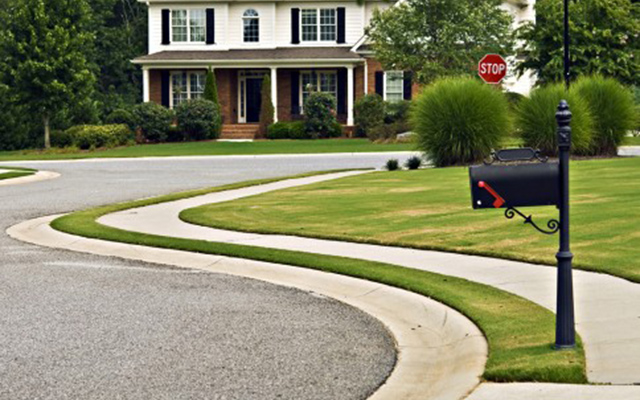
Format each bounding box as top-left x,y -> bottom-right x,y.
478,54 -> 508,84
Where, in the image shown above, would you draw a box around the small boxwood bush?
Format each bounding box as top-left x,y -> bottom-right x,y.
304,92 -> 339,139
411,77 -> 510,167
517,84 -> 593,156
105,109 -> 137,131
176,98 -> 221,141
267,121 -> 308,139
133,102 -> 175,143
386,159 -> 399,171
355,94 -> 385,137
405,156 -> 422,170
62,124 -> 133,150
572,76 -> 636,156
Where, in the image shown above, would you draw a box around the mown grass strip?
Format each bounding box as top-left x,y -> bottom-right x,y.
50,172 -> 586,384
0,166 -> 37,181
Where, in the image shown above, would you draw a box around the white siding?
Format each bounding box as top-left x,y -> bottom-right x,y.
364,2 -> 390,26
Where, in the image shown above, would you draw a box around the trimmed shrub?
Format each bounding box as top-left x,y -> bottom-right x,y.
267,121 -> 309,139
369,121 -> 411,142
105,109 -> 136,131
259,75 -> 275,139
304,92 -> 338,139
386,159 -> 399,171
355,94 -> 385,137
572,76 -> 636,155
133,102 -> 174,143
411,77 -> 510,167
62,124 -> 133,150
328,121 -> 343,138
50,129 -> 75,148
517,84 -> 593,155
405,156 -> 422,170
384,100 -> 411,124
175,99 -> 221,141
167,126 -> 186,142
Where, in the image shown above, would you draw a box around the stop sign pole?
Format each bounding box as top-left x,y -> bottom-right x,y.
478,54 -> 508,84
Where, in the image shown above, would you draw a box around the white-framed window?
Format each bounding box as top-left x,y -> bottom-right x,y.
301,8 -> 336,42
384,71 -> 404,102
300,70 -> 337,112
172,9 -> 206,43
171,72 -> 206,108
243,9 -> 259,43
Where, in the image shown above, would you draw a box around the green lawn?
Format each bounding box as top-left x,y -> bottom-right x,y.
624,136 -> 640,146
0,139 -> 415,161
51,171 -> 585,384
0,166 -> 36,180
181,157 -> 640,283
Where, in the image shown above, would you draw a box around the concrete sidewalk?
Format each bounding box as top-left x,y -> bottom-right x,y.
98,170 -> 640,387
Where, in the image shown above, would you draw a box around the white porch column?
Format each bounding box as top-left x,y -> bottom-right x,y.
142,67 -> 150,102
347,65 -> 355,126
271,67 -> 278,123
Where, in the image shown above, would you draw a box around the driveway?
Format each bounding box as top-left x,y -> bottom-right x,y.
0,153 -> 413,400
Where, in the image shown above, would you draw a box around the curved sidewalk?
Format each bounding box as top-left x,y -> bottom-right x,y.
93,171 -> 640,386
0,170 -> 59,186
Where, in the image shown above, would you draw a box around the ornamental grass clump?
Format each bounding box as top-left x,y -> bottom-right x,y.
411,77 -> 510,167
572,76 -> 636,156
516,84 -> 593,156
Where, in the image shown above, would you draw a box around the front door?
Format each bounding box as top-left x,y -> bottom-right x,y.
245,78 -> 262,123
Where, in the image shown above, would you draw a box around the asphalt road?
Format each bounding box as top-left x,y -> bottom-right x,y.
0,153 -> 414,400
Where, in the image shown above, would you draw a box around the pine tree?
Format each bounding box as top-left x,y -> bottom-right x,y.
204,67 -> 219,105
258,75 -> 275,138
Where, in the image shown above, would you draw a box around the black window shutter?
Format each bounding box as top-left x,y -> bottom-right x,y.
206,9 -> 215,44
161,9 -> 171,45
291,8 -> 300,44
337,8 -> 346,44
337,69 -> 347,115
403,71 -> 413,100
161,71 -> 170,107
375,71 -> 384,97
291,71 -> 300,115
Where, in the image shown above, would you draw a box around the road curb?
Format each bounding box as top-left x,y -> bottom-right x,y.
0,170 -> 60,186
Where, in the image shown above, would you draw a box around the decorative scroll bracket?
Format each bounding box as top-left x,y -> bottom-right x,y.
505,207 -> 559,235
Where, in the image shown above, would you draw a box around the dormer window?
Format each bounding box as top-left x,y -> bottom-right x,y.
301,9 -> 336,42
243,9 -> 259,43
171,9 -> 205,42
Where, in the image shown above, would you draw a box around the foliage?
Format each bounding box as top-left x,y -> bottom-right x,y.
368,121 -> 411,142
259,75 -> 275,139
203,67 -> 222,127
105,109 -> 136,131
0,83 -> 36,150
175,99 -> 221,141
0,0 -> 96,148
572,76 -> 636,156
517,0 -> 640,86
166,126 -> 186,143
505,92 -> 526,112
384,100 -> 411,124
386,159 -> 399,171
405,156 -> 423,170
133,102 -> 174,143
267,122 -> 309,139
516,84 -> 593,155
354,94 -> 386,137
367,0 -> 514,84
411,77 -> 510,167
304,92 -> 339,139
57,124 -> 133,150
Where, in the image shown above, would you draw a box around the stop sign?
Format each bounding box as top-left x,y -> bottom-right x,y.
478,54 -> 508,84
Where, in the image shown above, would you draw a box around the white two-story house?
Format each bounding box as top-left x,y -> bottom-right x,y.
133,0 -> 535,138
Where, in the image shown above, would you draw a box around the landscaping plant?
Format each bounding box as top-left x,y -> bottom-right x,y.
516,84 -> 593,156
572,76 -> 636,156
203,67 -> 222,127
354,94 -> 385,137
259,75 -> 275,139
384,100 -> 411,124
105,109 -> 137,131
303,92 -> 339,139
411,77 -> 510,167
132,102 -> 174,143
58,124 -> 133,150
405,155 -> 422,170
176,99 -> 221,141
386,159 -> 399,171
267,122 -> 309,140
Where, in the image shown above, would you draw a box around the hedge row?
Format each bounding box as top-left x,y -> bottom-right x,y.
51,124 -> 133,150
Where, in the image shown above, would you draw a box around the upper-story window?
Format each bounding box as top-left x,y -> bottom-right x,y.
384,71 -> 404,102
172,9 -> 205,42
243,9 -> 259,43
301,9 -> 336,42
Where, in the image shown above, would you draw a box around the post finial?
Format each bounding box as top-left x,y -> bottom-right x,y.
556,100 -> 572,149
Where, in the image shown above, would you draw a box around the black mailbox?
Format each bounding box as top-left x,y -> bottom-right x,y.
469,162 -> 559,209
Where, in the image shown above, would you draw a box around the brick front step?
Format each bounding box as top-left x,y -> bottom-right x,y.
220,124 -> 259,140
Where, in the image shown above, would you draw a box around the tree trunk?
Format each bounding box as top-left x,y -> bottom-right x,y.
43,114 -> 51,149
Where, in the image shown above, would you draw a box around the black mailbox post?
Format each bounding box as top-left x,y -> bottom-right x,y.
469,100 -> 576,349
